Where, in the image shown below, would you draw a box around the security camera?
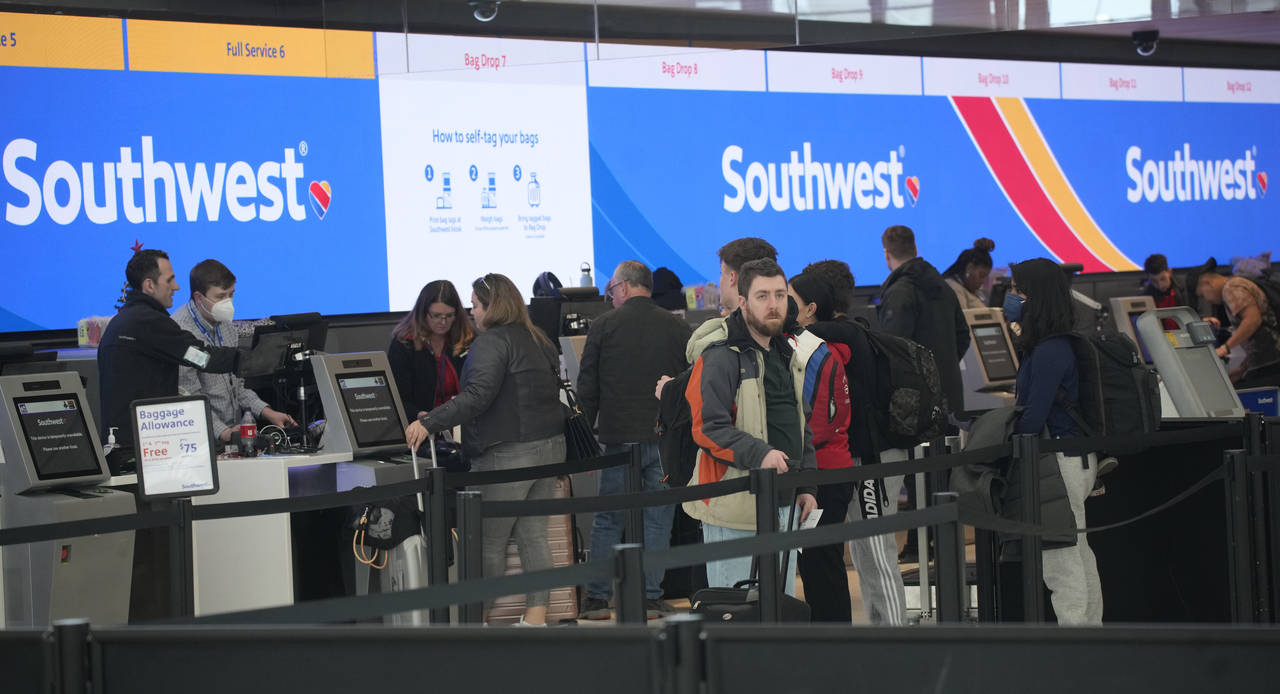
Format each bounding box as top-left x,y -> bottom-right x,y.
1132,30 -> 1159,57
469,1 -> 500,22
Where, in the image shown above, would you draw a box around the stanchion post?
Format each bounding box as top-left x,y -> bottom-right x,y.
624,445 -> 645,546
750,467 -> 780,623
662,613 -> 705,694
423,467 -> 451,625
974,526 -> 998,622
167,498 -> 195,619
613,543 -> 646,624
1243,413 -> 1271,622
455,490 -> 485,624
1264,418 -> 1280,625
932,492 -> 966,623
52,618 -> 89,694
1224,449 -> 1257,622
1013,434 -> 1044,623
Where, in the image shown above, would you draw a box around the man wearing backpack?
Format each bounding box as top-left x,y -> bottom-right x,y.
683,259 -> 818,591
577,261 -> 692,620
1196,270 -> 1280,387
879,225 -> 970,562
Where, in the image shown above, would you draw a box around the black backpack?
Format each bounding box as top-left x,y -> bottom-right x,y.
1060,331 -> 1161,445
846,321 -> 950,452
656,366 -> 699,487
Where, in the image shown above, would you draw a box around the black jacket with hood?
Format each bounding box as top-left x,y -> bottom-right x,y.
877,257 -> 971,416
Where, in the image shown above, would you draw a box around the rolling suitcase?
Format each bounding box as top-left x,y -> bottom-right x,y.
484,474 -> 581,624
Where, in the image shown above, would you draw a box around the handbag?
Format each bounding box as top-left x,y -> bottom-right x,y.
559,377 -> 602,461
543,349 -> 601,461
690,499 -> 812,623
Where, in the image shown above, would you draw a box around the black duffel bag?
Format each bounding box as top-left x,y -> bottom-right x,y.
690,501 -> 811,623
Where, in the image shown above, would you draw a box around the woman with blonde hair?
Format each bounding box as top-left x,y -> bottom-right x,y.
405,273 -> 564,625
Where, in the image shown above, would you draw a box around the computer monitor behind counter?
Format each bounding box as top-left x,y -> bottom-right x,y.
310,352 -> 410,459
0,373 -> 108,494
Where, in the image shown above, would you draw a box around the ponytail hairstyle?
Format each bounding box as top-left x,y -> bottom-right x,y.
944,238 -> 996,279
471,273 -> 554,349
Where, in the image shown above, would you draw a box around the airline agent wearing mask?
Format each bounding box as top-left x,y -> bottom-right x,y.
174,259 -> 296,441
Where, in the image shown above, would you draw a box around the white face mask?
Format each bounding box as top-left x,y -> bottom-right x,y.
205,296 -> 235,323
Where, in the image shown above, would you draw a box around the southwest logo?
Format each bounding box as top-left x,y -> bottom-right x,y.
905,176 -> 920,206
308,181 -> 332,219
1259,172 -> 1268,196
1125,145 -> 1260,203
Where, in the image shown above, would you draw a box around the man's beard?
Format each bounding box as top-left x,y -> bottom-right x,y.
744,307 -> 784,338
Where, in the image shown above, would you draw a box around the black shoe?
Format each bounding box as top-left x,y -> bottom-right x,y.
581,597 -> 612,620
646,598 -> 676,620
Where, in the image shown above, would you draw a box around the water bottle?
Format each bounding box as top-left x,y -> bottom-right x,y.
579,262 -> 593,288
239,412 -> 258,458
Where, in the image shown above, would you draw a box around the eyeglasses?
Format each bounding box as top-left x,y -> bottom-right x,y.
605,280 -> 621,296
428,311 -> 456,322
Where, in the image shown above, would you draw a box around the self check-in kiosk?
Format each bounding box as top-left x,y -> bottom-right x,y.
0,372 -> 135,626
1110,296 -> 1158,364
311,352 -> 429,624
959,307 -> 1020,413
1136,307 -> 1245,418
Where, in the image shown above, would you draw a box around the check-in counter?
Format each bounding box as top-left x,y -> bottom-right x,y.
107,451 -> 354,616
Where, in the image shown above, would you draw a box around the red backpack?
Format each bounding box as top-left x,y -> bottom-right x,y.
802,341 -> 854,470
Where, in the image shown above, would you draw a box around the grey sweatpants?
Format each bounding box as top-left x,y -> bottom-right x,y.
1042,452 -> 1103,625
472,434 -> 566,611
847,463 -> 907,626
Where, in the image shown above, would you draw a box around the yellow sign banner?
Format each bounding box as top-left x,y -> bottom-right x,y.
0,12 -> 124,70
127,20 -> 373,78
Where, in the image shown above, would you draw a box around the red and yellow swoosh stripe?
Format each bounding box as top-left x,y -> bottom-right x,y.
951,96 -> 1139,272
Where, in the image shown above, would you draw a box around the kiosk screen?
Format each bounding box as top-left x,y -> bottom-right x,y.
14,394 -> 100,480
336,372 -> 402,448
972,323 -> 1017,382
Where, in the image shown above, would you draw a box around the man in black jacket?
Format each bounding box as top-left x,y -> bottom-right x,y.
98,249 -> 241,474
879,226 -> 970,563
878,225 -> 971,415
577,260 -> 691,619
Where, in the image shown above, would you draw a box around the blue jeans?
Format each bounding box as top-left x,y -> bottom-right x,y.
702,509 -> 799,597
587,442 -> 675,600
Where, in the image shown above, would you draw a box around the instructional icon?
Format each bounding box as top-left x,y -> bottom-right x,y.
527,173 -> 541,207
436,171 -> 453,210
481,171 -> 498,209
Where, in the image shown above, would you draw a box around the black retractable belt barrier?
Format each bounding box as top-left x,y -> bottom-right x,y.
52,619 -> 89,694
663,613 -> 705,694
1264,417 -> 1280,624
1224,449 -> 1256,623
614,544 -> 646,625
0,507 -> 178,548
1013,434 -> 1044,623
167,498 -> 195,619
480,476 -> 751,518
455,490 -> 484,624
424,467 -> 450,625
1243,413 -> 1271,623
445,450 -> 631,488
750,467 -> 781,624
624,445 -> 645,546
932,492 -> 966,623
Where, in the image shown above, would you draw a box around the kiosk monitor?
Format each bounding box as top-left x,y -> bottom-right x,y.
310,352 -> 410,458
0,374 -> 108,493
959,308 -> 1020,413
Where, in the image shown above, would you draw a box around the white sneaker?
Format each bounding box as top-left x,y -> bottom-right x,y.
515,617 -> 547,627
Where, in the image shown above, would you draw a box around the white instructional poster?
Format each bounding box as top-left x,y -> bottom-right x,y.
377,33 -> 594,309
133,397 -> 218,499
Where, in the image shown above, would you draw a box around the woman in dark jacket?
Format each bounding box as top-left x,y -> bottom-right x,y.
404,273 -> 564,626
387,280 -> 472,421
1005,258 -> 1103,625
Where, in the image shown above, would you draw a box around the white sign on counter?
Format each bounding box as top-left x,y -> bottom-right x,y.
132,396 -> 219,500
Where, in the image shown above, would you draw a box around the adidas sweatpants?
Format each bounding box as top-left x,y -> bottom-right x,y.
847,455 -> 907,626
